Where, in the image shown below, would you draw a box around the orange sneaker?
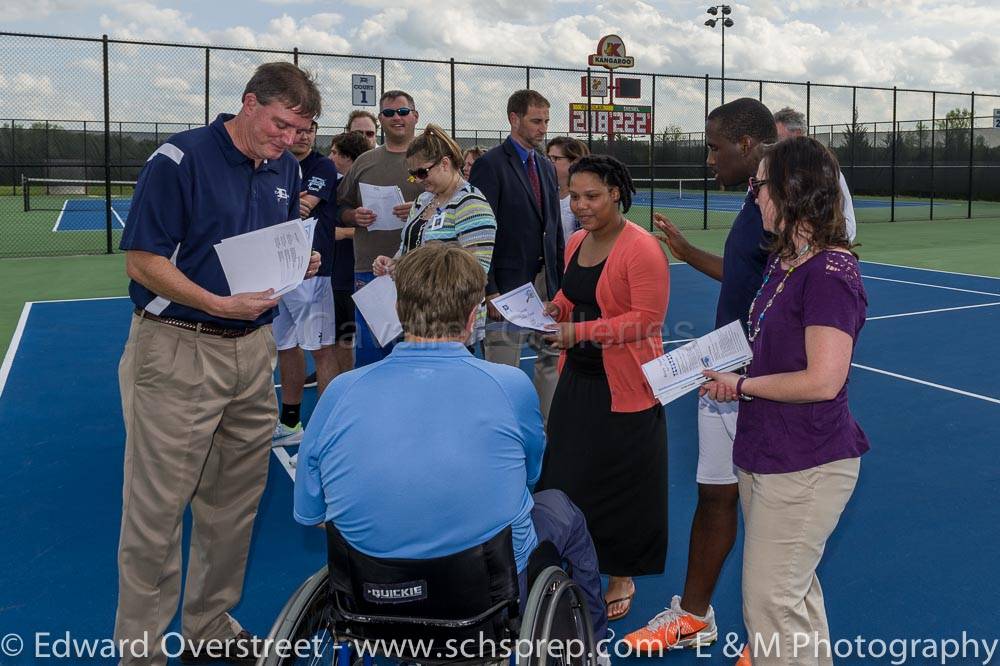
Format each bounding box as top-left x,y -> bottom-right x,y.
621,595 -> 717,654
736,644 -> 752,666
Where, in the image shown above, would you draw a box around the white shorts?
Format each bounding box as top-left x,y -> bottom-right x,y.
272,277 -> 336,351
696,394 -> 739,485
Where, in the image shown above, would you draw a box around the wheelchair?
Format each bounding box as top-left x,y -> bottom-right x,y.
261,524 -> 599,666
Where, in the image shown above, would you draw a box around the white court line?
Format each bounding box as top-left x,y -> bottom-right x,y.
851,363 -> 1000,406
51,199 -> 70,232
867,301 -> 1000,321
518,338 -> 694,362
863,275 -> 1000,298
860,260 -> 1000,282
31,295 -> 129,305
0,303 -> 33,401
272,446 -> 297,481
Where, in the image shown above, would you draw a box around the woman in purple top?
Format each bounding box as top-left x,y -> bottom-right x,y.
702,136 -> 869,666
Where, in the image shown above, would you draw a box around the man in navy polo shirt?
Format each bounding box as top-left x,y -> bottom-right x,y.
624,99 -> 777,653
115,62 -> 321,666
272,120 -> 341,446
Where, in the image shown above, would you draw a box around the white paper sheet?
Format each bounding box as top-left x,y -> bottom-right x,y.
351,275 -> 403,347
642,320 -> 753,405
490,282 -> 557,332
359,183 -> 406,231
214,218 -> 314,297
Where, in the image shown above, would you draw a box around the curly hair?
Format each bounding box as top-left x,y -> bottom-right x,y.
568,154 -> 636,213
329,131 -> 370,162
762,136 -> 851,259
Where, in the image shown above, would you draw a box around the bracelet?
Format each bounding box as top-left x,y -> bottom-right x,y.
736,376 -> 753,401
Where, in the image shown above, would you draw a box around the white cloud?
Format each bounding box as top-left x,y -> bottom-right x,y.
12,73 -> 55,96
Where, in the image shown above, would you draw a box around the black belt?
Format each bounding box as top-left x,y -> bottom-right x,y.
135,308 -> 259,338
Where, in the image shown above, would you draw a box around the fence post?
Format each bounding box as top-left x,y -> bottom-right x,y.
930,92 -> 936,220
586,67 -> 593,151
704,74 -> 709,231
293,47 -> 299,66
525,66 -> 530,90
379,59 -> 385,144
758,80 -> 763,102
806,81 -> 811,136
8,120 -> 14,197
450,57 -> 456,138
967,91 -> 975,219
891,86 -> 897,222
850,87 -> 856,195
204,47 -> 210,125
45,120 -> 50,189
103,34 -> 113,254
649,73 -> 656,230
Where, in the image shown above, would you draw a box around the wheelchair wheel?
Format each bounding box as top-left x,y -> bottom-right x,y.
517,566 -> 596,666
261,565 -> 357,666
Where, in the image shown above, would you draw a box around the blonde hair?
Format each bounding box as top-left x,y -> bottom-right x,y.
394,244 -> 486,339
406,124 -> 464,173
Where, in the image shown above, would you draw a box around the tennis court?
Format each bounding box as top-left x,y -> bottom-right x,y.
1,259 -> 997,664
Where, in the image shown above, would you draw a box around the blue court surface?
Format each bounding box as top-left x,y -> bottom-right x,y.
632,189 -> 937,213
53,198 -> 131,231
1,261 -> 998,664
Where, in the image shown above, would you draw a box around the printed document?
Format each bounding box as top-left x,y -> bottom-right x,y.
214,217 -> 316,298
642,320 -> 753,405
490,282 -> 557,332
352,275 -> 403,347
359,183 -> 405,231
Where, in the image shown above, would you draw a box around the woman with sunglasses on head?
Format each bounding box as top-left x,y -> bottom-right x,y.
372,124 -> 496,344
546,136 -> 590,243
701,137 -> 869,666
535,154 -> 669,624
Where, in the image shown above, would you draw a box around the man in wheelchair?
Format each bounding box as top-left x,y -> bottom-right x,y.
292,244 -> 608,660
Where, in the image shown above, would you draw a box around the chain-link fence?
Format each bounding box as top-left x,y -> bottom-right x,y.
2,31 -> 999,258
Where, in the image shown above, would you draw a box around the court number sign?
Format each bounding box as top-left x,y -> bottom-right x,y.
569,103 -> 652,135
352,75 -> 377,107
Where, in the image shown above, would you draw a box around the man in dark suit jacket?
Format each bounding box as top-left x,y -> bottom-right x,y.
470,89 -> 564,421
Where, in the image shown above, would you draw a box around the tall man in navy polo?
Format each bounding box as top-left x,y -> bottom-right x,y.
623,99 -> 777,653
469,89 -> 563,421
116,62 -> 321,666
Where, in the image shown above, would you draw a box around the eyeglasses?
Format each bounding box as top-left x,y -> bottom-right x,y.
380,107 -> 413,118
749,177 -> 769,200
407,157 -> 442,180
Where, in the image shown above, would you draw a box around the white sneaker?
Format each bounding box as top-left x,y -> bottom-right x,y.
272,421 -> 303,447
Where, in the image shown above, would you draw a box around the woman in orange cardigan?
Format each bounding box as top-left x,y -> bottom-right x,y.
537,155 -> 670,622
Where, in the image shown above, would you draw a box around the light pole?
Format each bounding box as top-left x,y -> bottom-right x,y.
705,5 -> 734,103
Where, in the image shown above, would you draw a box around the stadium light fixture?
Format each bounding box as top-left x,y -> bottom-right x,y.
705,5 -> 735,103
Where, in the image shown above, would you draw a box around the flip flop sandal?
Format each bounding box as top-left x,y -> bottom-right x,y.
605,581 -> 636,621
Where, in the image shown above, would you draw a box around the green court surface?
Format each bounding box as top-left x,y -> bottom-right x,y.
1,216 -> 997,360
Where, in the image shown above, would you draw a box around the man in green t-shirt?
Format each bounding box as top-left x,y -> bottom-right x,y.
337,89 -> 425,366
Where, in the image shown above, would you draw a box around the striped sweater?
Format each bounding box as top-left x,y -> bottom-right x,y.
397,181 -> 496,274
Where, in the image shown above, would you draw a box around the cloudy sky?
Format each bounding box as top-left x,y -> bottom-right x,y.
3,0 -> 999,132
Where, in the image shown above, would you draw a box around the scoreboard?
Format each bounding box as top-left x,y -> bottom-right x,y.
569,103 -> 652,135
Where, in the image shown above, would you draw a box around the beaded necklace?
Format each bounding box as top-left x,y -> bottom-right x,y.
746,244 -> 812,343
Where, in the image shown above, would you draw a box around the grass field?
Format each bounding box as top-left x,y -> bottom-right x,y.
1,215 -> 997,360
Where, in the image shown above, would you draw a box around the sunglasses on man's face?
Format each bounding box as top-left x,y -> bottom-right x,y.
407,157 -> 442,180
749,176 -> 769,200
380,107 -> 412,118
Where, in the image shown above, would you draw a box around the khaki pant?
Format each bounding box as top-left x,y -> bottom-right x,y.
484,272 -> 559,422
114,315 -> 278,665
738,458 -> 860,666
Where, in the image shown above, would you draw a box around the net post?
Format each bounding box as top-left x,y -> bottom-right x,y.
968,91 -> 975,219
103,34 -> 113,254
703,74 -> 709,231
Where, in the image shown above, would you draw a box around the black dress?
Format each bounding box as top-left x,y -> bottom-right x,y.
535,244 -> 668,576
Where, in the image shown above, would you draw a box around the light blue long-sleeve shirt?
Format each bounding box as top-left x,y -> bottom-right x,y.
294,341 -> 544,572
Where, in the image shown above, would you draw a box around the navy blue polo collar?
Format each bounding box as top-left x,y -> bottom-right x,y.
210,113 -> 279,173
391,341 -> 472,357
